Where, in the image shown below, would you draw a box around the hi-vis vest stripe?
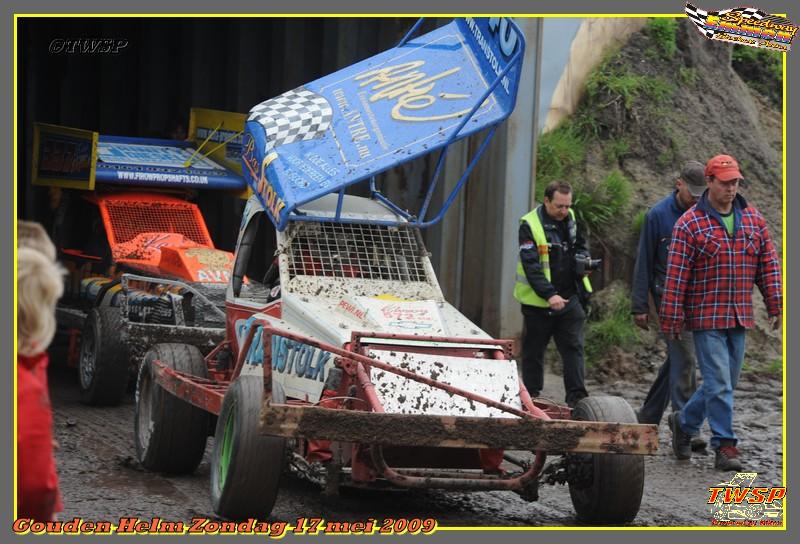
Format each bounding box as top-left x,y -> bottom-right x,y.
514,206 -> 593,308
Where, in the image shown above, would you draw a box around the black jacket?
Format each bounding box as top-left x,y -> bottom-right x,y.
519,206 -> 589,305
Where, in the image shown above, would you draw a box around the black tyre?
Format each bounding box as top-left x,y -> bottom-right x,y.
135,343 -> 210,474
211,376 -> 286,520
568,396 -> 645,524
78,307 -> 130,405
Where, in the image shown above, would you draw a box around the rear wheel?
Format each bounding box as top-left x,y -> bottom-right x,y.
135,343 -> 210,474
211,376 -> 286,520
78,307 -> 129,405
568,396 -> 645,524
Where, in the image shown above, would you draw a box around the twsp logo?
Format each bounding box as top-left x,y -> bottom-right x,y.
49,38 -> 129,54
708,472 -> 785,526
685,3 -> 797,52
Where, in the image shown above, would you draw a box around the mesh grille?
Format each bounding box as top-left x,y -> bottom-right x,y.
102,200 -> 212,246
287,223 -> 428,282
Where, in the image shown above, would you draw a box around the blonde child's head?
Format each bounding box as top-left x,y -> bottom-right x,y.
17,247 -> 64,357
18,220 -> 56,261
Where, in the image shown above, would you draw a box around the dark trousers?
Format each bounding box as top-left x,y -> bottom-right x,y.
637,295 -> 697,425
637,331 -> 697,424
521,300 -> 588,407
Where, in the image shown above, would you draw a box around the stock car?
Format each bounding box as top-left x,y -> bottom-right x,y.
33,123 -> 246,405
132,17 -> 657,525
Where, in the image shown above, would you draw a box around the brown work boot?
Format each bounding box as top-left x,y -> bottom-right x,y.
714,445 -> 743,471
669,413 -> 692,460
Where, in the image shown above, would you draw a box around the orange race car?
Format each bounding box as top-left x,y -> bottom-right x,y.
52,189 -> 236,405
33,120 -> 247,405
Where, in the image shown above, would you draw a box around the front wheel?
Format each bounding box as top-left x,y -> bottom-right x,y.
210,376 -> 286,520
568,396 -> 645,524
135,343 -> 210,474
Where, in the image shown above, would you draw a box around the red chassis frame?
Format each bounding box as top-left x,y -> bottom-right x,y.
151,320 -> 657,493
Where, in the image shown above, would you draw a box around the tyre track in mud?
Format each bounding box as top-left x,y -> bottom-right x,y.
49,365 -> 783,527
50,367 -> 213,521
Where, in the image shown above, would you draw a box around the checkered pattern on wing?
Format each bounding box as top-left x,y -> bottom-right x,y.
685,3 -> 715,36
248,87 -> 333,151
737,7 -> 766,20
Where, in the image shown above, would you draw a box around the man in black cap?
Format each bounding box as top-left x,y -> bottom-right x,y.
631,161 -> 705,450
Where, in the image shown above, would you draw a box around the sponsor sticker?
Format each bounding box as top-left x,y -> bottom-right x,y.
686,3 -> 797,52
708,472 -> 785,526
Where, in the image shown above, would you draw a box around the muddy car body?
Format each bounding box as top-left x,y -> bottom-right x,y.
133,17 -> 657,525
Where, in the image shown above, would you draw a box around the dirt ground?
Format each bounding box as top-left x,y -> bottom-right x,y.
50,360 -> 784,528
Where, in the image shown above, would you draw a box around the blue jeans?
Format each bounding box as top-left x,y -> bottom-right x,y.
679,328 -> 746,449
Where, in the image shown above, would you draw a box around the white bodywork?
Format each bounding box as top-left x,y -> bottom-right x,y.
240,194 -> 521,418
369,350 -> 522,418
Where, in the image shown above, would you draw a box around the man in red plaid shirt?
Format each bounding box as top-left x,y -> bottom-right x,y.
659,154 -> 782,471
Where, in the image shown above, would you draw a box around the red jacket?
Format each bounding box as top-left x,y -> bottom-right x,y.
659,193 -> 782,334
17,352 -> 62,521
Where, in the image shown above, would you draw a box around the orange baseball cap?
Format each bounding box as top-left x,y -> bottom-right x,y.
705,154 -> 743,182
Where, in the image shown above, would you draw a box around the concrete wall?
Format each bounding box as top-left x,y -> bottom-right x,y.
441,17 -> 619,339
538,19 -> 582,132
428,18 -> 542,340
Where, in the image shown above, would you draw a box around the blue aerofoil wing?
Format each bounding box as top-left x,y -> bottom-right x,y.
243,17 -> 525,230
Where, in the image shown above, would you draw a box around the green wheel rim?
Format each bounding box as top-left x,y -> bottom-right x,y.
218,408 -> 235,489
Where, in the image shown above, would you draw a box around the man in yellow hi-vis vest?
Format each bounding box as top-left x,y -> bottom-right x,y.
514,181 -> 595,407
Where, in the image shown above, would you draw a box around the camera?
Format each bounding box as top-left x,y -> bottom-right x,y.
574,254 -> 602,276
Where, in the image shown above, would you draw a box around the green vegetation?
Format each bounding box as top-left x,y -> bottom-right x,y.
656,148 -> 674,169
586,62 -> 674,108
765,358 -> 783,374
585,288 -> 640,365
603,137 -> 630,165
678,66 -> 698,87
732,45 -> 782,82
741,356 -> 782,375
738,157 -> 752,174
534,21 -> 680,244
631,209 -> 647,237
586,69 -> 642,108
645,18 -> 678,59
731,44 -> 783,106
535,58 -> 655,236
574,108 -> 602,139
536,118 -> 632,236
571,170 -> 632,235
535,123 -> 586,192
